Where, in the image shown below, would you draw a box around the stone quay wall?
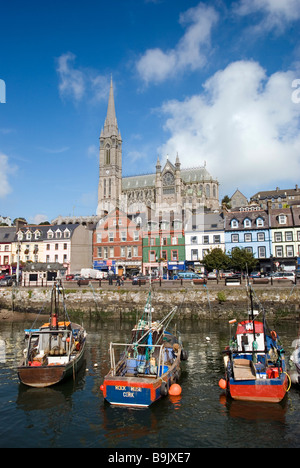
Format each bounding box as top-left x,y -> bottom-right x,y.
0,282 -> 299,322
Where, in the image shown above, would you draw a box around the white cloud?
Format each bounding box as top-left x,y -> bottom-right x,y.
0,152 -> 13,198
158,61 -> 300,195
136,2 -> 218,84
234,0 -> 300,32
56,52 -> 109,103
30,214 -> 49,225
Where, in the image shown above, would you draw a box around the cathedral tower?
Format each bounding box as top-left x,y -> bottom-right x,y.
97,78 -> 122,215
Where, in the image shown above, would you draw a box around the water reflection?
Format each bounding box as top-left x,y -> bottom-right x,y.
0,318 -> 300,447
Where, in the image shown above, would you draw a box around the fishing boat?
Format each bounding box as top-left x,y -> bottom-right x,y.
289,338 -> 300,385
100,291 -> 188,407
18,281 -> 86,388
219,287 -> 290,403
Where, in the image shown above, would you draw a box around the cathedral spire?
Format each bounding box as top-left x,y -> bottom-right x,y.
103,77 -> 118,136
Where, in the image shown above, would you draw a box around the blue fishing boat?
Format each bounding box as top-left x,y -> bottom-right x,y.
100,291 -> 187,407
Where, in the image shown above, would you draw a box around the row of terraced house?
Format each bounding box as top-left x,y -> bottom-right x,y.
0,201 -> 299,282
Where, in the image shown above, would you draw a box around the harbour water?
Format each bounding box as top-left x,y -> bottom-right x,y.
1,316 -> 300,448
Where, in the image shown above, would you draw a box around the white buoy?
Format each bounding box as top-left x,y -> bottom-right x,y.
206,336 -> 211,342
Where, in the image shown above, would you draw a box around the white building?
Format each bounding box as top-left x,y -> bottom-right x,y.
185,212 -> 225,271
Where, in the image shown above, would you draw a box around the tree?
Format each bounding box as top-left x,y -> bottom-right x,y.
229,247 -> 258,273
222,195 -> 231,209
202,248 -> 230,272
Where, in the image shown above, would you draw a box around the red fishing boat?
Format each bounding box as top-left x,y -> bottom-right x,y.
219,288 -> 290,403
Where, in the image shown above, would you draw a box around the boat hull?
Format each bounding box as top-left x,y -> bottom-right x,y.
103,358 -> 181,407
227,374 -> 288,403
18,345 -> 85,388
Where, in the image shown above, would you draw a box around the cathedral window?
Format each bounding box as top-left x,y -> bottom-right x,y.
105,144 -> 111,164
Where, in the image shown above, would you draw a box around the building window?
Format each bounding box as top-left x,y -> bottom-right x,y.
97,233 -> 102,243
244,233 -> 252,242
109,247 -> 114,257
191,249 -> 198,260
97,247 -> 102,257
231,219 -> 238,228
103,247 -> 108,259
121,231 -> 126,242
286,245 -> 294,257
297,231 -> 300,241
231,234 -> 239,243
285,231 -> 293,242
256,218 -> 264,227
213,235 -> 221,244
133,246 -> 138,257
203,236 -> 209,244
244,218 -> 251,228
149,250 -> 156,262
171,250 -> 178,261
121,246 -> 126,257
279,214 -> 287,224
127,247 -> 132,258
191,236 -> 197,244
258,246 -> 266,258
245,247 -> 253,253
161,250 -> 167,260
275,246 -> 283,257
172,237 -> 177,245
109,232 -> 114,242
274,232 -> 282,242
133,231 -> 139,241
257,232 -> 265,242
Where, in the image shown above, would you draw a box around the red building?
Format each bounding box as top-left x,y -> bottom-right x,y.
93,209 -> 143,277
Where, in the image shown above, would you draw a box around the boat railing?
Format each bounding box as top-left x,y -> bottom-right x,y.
109,342 -> 166,378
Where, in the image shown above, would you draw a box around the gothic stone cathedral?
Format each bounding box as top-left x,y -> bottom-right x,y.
97,79 -> 220,219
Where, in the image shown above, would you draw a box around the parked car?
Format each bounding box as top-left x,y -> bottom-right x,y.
221,270 -> 234,278
207,272 -> 217,280
177,272 -> 201,280
132,275 -> 148,285
250,271 -> 261,278
0,275 -> 13,287
269,272 -> 295,283
65,274 -> 74,281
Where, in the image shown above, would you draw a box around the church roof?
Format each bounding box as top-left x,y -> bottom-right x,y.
122,166 -> 216,190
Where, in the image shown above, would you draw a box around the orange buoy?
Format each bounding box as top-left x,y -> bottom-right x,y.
218,378 -> 227,390
169,384 -> 182,396
100,385 -> 104,392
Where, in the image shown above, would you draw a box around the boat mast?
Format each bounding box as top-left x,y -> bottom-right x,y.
50,282 -> 59,330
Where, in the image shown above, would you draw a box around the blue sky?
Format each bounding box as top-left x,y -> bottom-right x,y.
1,0 -> 300,224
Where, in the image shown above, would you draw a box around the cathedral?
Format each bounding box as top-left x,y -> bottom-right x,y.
97,79 -> 220,218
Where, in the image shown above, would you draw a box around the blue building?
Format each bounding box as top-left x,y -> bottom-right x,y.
224,207 -> 272,272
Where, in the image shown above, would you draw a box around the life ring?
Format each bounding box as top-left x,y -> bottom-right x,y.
270,330 -> 277,341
